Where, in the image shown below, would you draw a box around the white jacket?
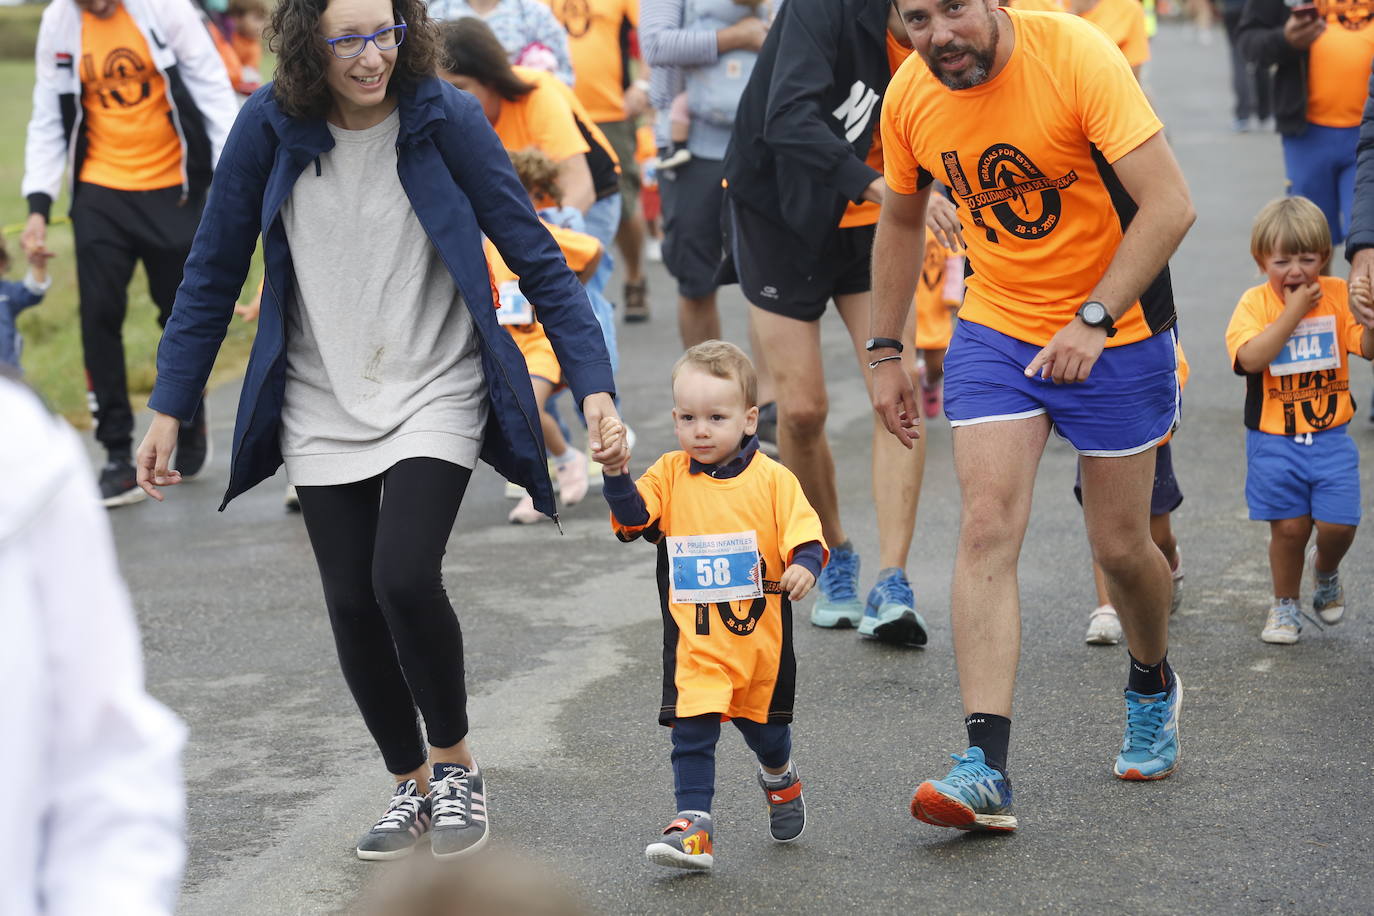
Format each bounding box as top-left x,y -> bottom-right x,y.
22,0 -> 240,217
0,379 -> 187,916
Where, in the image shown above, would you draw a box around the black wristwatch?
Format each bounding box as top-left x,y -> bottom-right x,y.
1076,301 -> 1117,338
865,337 -> 905,353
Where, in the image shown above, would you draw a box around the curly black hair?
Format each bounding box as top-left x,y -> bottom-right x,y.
267,0 -> 440,120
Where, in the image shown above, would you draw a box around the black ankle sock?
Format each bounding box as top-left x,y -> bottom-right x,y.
964,713 -> 1011,774
1127,653 -> 1173,695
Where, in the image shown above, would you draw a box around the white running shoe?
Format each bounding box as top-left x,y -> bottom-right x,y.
1085,605 -> 1123,645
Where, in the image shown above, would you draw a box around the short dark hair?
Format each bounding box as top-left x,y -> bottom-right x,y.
438,18 -> 535,102
267,0 -> 440,120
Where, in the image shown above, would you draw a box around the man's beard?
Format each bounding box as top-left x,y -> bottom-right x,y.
926,15 -> 999,90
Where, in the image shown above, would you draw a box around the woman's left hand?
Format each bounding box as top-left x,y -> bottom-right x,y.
582,392 -> 627,470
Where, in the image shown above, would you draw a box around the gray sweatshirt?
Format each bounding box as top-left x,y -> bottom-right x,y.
279,109 -> 488,486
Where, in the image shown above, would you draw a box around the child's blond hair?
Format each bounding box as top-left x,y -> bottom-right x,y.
672,340 -> 758,408
1250,197 -> 1331,270
508,148 -> 562,207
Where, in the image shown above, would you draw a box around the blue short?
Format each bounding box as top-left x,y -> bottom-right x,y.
944,320 -> 1179,456
1245,426 -> 1361,526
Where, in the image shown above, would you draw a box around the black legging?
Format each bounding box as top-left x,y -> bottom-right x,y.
296,457 -> 473,775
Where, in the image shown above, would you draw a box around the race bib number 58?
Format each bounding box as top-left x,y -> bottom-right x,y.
667,530 -> 763,605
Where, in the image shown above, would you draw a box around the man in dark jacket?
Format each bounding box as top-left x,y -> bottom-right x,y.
1237,0 -> 1374,246
1345,70 -> 1374,417
720,0 -> 937,649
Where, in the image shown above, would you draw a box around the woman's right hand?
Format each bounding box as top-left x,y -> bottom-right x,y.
135,413 -> 184,501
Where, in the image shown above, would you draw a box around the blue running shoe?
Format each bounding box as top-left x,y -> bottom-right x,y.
910,747 -> 1017,832
811,542 -> 862,628
858,568 -> 928,646
1114,674 -> 1182,780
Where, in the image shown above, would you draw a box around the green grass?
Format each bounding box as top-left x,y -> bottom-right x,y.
0,6 -> 44,61
1,57 -> 264,426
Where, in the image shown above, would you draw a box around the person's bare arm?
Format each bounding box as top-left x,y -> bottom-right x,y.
556,154 -> 596,213
1025,131 -> 1195,382
869,182 -> 930,447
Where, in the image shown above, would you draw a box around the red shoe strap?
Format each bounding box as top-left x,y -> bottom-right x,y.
663,817 -> 693,834
765,780 -> 802,804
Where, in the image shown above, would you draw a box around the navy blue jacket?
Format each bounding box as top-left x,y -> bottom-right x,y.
149,77 -> 615,515
1348,70 -> 1374,263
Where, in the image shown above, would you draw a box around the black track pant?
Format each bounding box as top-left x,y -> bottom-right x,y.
71,182 -> 204,456
296,458 -> 473,775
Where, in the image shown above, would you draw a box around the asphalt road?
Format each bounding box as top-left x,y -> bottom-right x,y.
98,23 -> 1374,915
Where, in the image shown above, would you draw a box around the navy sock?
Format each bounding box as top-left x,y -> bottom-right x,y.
964,713 -> 1011,774
1127,653 -> 1173,695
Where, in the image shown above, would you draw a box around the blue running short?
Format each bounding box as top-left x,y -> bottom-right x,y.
1245,426 -> 1361,526
944,320 -> 1179,456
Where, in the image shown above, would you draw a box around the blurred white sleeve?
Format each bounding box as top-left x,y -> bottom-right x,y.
6,411 -> 187,915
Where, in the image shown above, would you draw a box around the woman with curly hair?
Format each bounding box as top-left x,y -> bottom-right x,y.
134,0 -> 626,861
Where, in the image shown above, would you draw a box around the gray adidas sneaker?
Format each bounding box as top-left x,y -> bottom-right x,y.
429,763 -> 490,858
759,766 -> 806,843
356,779 -> 430,861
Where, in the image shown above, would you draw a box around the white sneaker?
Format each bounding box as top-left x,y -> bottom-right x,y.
507,494 -> 546,525
1260,602 -> 1301,645
1085,605 -> 1123,645
554,448 -> 589,506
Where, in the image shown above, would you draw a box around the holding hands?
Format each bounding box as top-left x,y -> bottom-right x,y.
592,402 -> 631,476
778,563 -> 816,601
1350,249 -> 1374,329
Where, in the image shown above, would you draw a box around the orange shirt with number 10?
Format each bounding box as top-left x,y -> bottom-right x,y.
544,0 -> 639,123
79,4 -> 184,191
882,9 -> 1169,348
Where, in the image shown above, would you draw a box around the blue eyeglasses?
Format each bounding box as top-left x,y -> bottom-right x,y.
323,19 -> 407,59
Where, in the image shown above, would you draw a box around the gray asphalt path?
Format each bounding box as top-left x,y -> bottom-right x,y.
99,23 -> 1374,915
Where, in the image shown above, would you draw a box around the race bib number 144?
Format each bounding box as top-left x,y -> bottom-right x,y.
1270,314 -> 1340,377
667,530 -> 763,605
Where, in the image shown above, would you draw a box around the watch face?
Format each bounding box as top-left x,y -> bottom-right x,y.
1082,302 -> 1107,324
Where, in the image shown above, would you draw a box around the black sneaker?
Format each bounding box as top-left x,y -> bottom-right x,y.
759,765 -> 806,842
428,763 -> 489,858
175,399 -> 210,479
356,779 -> 431,861
99,457 -> 146,508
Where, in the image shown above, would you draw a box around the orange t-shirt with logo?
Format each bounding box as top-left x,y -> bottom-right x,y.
1307,0 -> 1374,128
495,66 -> 594,161
841,31 -> 913,229
544,0 -> 638,123
79,5 -> 184,191
882,9 -> 1166,347
1080,0 -> 1150,67
1225,277 -> 1367,436
913,227 -> 963,350
486,221 -> 601,384
612,451 -> 826,725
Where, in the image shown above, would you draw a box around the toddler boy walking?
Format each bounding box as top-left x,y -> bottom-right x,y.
599,340 -> 826,871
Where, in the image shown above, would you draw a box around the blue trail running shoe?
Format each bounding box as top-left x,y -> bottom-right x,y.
910,747 -> 1017,832
858,568 -> 928,646
1114,674 -> 1182,780
811,542 -> 862,628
